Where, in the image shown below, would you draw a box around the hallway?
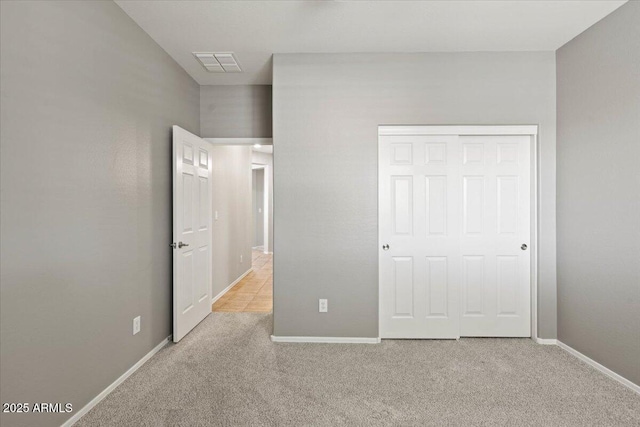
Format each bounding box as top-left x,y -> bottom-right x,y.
212,250 -> 273,313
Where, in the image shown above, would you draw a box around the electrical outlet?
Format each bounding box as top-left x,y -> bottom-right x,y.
319,299 -> 328,313
133,316 -> 141,335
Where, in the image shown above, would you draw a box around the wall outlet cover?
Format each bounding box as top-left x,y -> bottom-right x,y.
319,299 -> 328,313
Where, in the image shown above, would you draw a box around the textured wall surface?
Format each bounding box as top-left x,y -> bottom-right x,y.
200,85 -> 272,138
0,2 -> 200,426
211,146 -> 253,297
273,52 -> 557,339
557,1 -> 640,385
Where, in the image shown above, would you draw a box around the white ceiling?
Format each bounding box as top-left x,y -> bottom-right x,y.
115,0 -> 626,86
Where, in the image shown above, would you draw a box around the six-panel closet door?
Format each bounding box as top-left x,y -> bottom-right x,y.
379,131 -> 531,339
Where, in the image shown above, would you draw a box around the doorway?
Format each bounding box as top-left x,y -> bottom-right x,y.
210,141 -> 273,313
378,125 -> 538,339
252,166 -> 267,252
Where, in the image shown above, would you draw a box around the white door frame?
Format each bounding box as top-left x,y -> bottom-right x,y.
252,163 -> 270,254
378,125 -> 540,342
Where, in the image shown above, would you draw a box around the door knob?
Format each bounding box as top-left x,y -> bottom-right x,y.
521,244 -> 528,251
170,242 -> 177,249
178,242 -> 189,248
382,244 -> 390,251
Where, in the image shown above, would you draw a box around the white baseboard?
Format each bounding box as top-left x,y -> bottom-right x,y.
271,335 -> 381,344
61,335 -> 171,427
211,268 -> 252,305
534,337 -> 557,345
557,340 -> 640,395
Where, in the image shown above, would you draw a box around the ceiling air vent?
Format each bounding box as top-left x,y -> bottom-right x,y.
193,52 -> 241,73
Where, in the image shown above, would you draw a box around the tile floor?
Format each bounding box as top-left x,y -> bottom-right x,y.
212,250 -> 272,313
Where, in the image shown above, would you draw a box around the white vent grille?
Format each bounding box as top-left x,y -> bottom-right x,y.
193,52 -> 241,73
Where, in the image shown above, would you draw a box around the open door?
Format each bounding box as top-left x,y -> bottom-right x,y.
172,126 -> 212,342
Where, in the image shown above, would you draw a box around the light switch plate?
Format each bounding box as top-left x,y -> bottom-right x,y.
133,316 -> 141,335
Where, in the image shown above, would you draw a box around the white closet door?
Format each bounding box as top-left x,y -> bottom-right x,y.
172,126 -> 212,343
379,132 -> 531,339
459,135 -> 530,337
379,135 -> 462,339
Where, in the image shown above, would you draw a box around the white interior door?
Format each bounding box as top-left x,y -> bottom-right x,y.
459,135 -> 530,337
172,126 -> 212,343
379,130 -> 531,339
379,135 -> 462,338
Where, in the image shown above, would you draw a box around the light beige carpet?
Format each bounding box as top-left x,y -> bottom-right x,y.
77,313 -> 640,426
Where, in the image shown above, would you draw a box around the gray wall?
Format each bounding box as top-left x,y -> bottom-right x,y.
557,1 -> 640,386
252,151 -> 274,253
201,85 -> 272,138
273,53 -> 557,338
0,2 -> 200,426
253,168 -> 265,247
211,146 -> 253,297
